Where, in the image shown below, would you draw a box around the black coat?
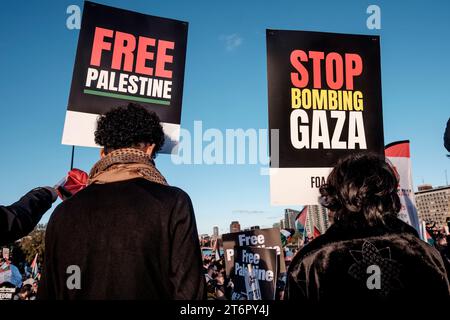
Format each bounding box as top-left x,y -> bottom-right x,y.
0,188 -> 53,245
38,178 -> 206,300
286,216 -> 450,303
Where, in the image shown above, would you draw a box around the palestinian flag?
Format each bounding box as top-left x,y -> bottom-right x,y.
280,229 -> 295,247
212,238 -> 221,260
295,207 -> 308,238
30,253 -> 39,279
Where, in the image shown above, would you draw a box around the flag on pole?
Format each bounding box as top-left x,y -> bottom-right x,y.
30,253 -> 39,279
212,238 -> 221,260
385,141 -> 420,232
295,207 -> 308,239
280,229 -> 295,247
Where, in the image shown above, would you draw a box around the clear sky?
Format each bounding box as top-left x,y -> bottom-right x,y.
0,0 -> 449,235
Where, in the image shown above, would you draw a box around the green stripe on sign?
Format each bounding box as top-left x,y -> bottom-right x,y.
83,89 -> 170,106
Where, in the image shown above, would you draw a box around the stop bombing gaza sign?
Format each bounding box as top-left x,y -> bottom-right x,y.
62,1 -> 188,153
267,30 -> 385,205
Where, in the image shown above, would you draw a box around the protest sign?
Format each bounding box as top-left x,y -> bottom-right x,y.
0,288 -> 15,300
62,1 -> 188,153
267,30 -> 384,204
234,247 -> 277,300
222,227 -> 285,278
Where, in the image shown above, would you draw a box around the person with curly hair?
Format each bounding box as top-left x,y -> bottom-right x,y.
286,153 -> 450,304
39,103 -> 205,300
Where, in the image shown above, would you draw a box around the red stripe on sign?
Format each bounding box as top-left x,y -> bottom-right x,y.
385,140 -> 410,158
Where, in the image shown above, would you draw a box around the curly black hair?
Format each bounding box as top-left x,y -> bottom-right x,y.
94,103 -> 165,157
319,153 -> 401,229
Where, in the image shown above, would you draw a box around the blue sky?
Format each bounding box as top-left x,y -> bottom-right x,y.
0,0 -> 449,235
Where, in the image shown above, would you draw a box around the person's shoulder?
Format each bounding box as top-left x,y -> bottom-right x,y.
384,215 -> 420,238
122,178 -> 189,197
65,178 -> 184,200
168,186 -> 193,210
88,178 -> 193,208
44,184 -> 100,228
301,228 -> 434,263
395,231 -> 443,258
45,200 -> 66,232
128,179 -> 193,205
170,186 -> 191,200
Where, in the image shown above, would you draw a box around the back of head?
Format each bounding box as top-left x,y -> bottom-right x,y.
319,153 -> 401,229
94,103 -> 165,158
20,284 -> 32,294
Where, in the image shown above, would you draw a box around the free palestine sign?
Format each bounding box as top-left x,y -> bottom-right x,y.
62,1 -> 188,153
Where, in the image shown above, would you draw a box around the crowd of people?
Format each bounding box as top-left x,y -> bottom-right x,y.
427,222 -> 450,263
0,257 -> 39,300
0,103 -> 449,302
0,186 -> 56,300
202,256 -> 228,300
201,251 -> 295,300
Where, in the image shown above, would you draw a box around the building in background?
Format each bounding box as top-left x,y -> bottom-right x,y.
278,207 -> 330,235
415,184 -> 450,228
230,221 -> 241,233
284,209 -> 300,229
418,184 -> 433,192
306,205 -> 330,235
250,226 -> 260,230
213,226 -> 219,238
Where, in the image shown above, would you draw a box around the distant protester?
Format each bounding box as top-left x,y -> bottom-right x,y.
0,187 -> 57,245
445,117 -> 450,153
286,153 -> 450,303
14,284 -> 33,300
39,103 -> 205,300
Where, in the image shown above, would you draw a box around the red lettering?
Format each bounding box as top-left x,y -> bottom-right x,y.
290,50 -> 363,90
325,52 -> 344,89
345,53 -> 363,90
89,27 -> 175,78
155,40 -> 174,79
90,27 -> 113,66
290,50 -> 309,88
308,51 -> 324,89
111,31 -> 136,72
135,36 -> 156,76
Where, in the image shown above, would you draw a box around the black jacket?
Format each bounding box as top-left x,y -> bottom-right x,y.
0,188 -> 54,245
286,216 -> 450,303
38,178 -> 206,300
